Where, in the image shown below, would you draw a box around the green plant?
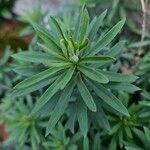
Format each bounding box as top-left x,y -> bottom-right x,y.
105,93 -> 141,149
43,123 -> 82,150
11,6 -> 140,138
0,47 -> 14,96
125,126 -> 150,150
0,96 -> 46,150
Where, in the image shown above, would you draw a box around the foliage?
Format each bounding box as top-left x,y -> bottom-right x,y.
11,5 -> 140,138
0,1 -> 150,150
0,47 -> 14,96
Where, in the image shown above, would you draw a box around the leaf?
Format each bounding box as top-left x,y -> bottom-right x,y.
88,81 -> 129,116
60,67 -> 75,89
32,23 -> 61,53
133,128 -> 150,149
37,42 -> 63,59
11,76 -> 57,98
78,7 -> 90,44
93,133 -> 101,150
88,9 -> 107,40
31,72 -> 67,115
77,75 -> 97,112
78,65 -> 109,84
108,135 -> 117,150
65,104 -> 77,133
79,56 -> 115,64
12,65 -> 42,77
50,16 -> 66,40
106,41 -> 125,58
77,98 -> 88,137
46,62 -> 72,68
88,19 -> 126,56
14,67 -> 62,89
83,137 -> 89,150
105,83 -> 141,93
45,78 -> 76,136
144,127 -> 150,139
12,51 -> 54,64
93,101 -> 111,131
98,70 -> 138,83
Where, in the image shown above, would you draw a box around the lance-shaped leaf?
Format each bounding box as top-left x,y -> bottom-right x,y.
32,23 -> 62,53
37,42 -> 64,59
14,67 -> 62,89
106,41 -> 125,58
31,71 -> 71,115
79,56 -> 115,64
11,76 -> 57,98
45,78 -> 76,136
60,67 -> 75,89
46,62 -> 72,68
50,16 -> 66,41
77,7 -> 90,44
12,51 -> 54,64
104,83 -> 141,93
78,65 -> 109,84
65,104 -> 77,133
88,81 -> 129,116
77,98 -> 88,137
88,9 -> 107,40
98,70 -> 138,83
91,100 -> 111,131
77,76 -> 97,112
88,19 -> 126,56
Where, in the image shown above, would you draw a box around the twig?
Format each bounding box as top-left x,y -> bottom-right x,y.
139,0 -> 148,54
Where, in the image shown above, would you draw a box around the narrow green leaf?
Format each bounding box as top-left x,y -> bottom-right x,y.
14,67 -> 62,89
93,101 -> 111,131
45,79 -> 76,136
133,128 -> 150,149
98,70 -> 139,83
32,23 -> 61,53
65,104 -> 77,133
11,76 -> 57,98
83,137 -> 89,150
105,83 -> 141,93
78,8 -> 90,44
79,56 -> 115,64
60,67 -> 75,89
31,72 -> 67,115
106,41 -> 125,58
78,65 -> 109,84
12,51 -> 53,64
88,10 -> 107,40
125,127 -> 133,138
74,8 -> 83,41
50,16 -> 66,40
77,75 -> 97,112
37,42 -> 63,59
144,127 -> 150,139
93,133 -> 101,150
12,65 -> 42,77
88,81 -> 129,116
46,62 -> 72,68
77,98 -> 88,137
88,19 -> 126,56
